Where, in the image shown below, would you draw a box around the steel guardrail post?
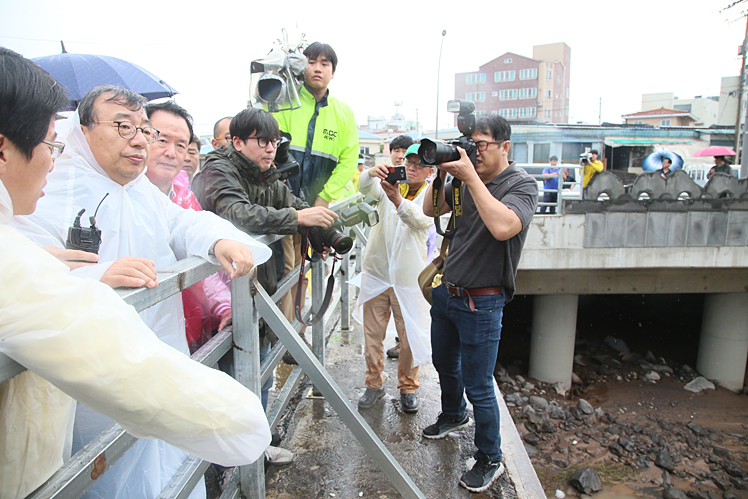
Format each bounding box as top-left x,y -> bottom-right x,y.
311,258 -> 326,396
230,274 -> 265,499
340,228 -> 352,331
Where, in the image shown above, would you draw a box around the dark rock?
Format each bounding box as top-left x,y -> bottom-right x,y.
604,335 -> 630,355
523,442 -> 538,457
723,461 -> 744,478
608,443 -> 625,457
569,467 -> 603,494
505,393 -> 524,406
550,453 -> 567,467
529,395 -> 549,410
647,433 -> 660,445
547,405 -> 566,420
569,406 -> 583,421
723,491 -> 739,499
655,449 -> 675,472
523,433 -> 539,446
714,475 -> 732,491
658,420 -> 672,431
499,374 -> 515,386
599,364 -> 613,375
730,477 -> 748,490
662,470 -> 672,486
528,413 -> 543,425
619,437 -> 636,452
524,421 -> 536,433
686,491 -> 708,499
539,421 -> 556,434
687,437 -> 701,450
577,399 -> 595,415
687,422 -> 706,436
663,488 -> 687,499
645,351 -> 657,363
713,446 -> 731,459
635,456 -> 650,468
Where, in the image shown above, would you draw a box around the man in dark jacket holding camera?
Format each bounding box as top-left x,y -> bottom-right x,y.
192,107 -> 337,465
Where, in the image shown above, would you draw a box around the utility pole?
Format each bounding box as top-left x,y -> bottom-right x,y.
736,14 -> 748,167
435,30 -> 446,139
598,97 -> 602,125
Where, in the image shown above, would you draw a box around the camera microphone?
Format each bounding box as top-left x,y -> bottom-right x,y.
66,193 -> 109,255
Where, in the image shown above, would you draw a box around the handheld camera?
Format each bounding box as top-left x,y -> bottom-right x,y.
418,100 -> 478,167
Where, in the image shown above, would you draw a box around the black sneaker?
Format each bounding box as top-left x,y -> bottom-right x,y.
422,412 -> 471,439
459,455 -> 505,493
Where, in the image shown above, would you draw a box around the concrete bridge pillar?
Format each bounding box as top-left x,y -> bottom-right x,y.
697,293 -> 748,392
529,294 -> 579,390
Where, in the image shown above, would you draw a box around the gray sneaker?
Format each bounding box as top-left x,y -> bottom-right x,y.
358,387 -> 386,409
459,455 -> 505,492
422,412 -> 471,439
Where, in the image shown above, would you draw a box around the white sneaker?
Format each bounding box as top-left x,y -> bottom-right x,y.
264,445 -> 294,465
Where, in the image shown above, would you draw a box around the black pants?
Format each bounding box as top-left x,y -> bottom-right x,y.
540,191 -> 557,214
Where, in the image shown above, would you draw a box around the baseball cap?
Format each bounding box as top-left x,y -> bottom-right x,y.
405,144 -> 420,158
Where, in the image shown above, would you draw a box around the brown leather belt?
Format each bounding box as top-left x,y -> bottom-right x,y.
446,284 -> 503,311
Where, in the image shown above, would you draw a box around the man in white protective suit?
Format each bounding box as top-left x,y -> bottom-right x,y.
355,139 -> 435,413
9,81 -> 273,499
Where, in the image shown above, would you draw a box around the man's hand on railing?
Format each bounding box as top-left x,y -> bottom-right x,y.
101,257 -> 159,289
43,245 -> 100,270
214,239 -> 255,279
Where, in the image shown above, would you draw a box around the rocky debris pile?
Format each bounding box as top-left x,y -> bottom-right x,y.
497,336 -> 747,498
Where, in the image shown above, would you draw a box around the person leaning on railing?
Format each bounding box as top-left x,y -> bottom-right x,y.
0,49 -> 272,499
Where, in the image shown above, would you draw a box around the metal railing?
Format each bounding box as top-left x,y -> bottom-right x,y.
518,163 -> 583,214
3,193 -> 426,499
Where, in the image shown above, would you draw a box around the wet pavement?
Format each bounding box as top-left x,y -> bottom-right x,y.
264,319 -> 527,499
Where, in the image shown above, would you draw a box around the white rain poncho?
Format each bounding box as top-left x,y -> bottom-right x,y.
353,173 -> 434,366
8,112 -> 272,499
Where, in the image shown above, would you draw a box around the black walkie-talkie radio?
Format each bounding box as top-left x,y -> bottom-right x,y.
66,193 -> 108,254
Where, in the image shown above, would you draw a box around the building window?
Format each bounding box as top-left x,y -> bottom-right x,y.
545,109 -> 552,119
661,119 -> 671,126
566,88 -> 570,98
546,69 -> 553,80
476,110 -> 486,116
534,143 -> 550,163
545,89 -> 552,99
499,89 -> 517,100
518,87 -> 537,99
499,108 -> 517,119
360,146 -> 370,155
519,68 -> 537,80
491,110 -> 498,115
494,70 -> 516,82
504,58 -> 512,63
466,92 -> 485,102
518,107 -> 537,118
492,91 -> 498,97
633,120 -> 643,125
466,73 -> 486,84
562,142 -> 592,163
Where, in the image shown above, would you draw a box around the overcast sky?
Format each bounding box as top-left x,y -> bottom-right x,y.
2,0 -> 746,137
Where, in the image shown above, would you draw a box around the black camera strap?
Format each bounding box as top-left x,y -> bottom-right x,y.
295,229 -> 338,327
432,174 -> 462,239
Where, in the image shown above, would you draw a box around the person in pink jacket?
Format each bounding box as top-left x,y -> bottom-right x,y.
143,101 -> 231,352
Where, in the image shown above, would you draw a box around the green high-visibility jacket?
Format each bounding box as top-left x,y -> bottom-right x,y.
274,85 -> 358,203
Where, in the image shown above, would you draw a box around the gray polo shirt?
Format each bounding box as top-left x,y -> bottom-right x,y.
443,163 -> 537,301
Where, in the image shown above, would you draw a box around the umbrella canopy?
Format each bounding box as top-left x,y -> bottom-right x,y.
32,52 -> 178,110
641,150 -> 684,172
693,146 -> 736,157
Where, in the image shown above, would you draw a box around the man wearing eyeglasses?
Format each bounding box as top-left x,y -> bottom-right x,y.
422,115 -> 537,493
211,117 -> 232,150
14,85 -> 272,499
354,137 -> 435,414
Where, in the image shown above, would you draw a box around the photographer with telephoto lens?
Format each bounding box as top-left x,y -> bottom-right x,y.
421,107 -> 538,493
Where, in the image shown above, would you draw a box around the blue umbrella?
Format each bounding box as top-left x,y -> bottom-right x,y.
641,150 -> 684,172
33,47 -> 178,110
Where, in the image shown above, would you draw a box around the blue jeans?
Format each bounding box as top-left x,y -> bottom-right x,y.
430,284 -> 505,462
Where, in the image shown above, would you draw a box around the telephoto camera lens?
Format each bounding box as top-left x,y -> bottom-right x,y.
418,138 -> 461,166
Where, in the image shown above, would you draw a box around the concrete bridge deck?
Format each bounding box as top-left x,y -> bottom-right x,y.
263,318 -> 544,499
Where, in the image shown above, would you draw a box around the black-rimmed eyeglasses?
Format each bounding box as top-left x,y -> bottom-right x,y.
98,120 -> 160,144
245,136 -> 281,149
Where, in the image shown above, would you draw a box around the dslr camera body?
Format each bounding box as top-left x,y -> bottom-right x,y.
418,100 -> 478,167
304,202 -> 379,255
274,132 -> 300,181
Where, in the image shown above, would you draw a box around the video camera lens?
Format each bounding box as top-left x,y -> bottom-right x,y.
419,138 -> 461,166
